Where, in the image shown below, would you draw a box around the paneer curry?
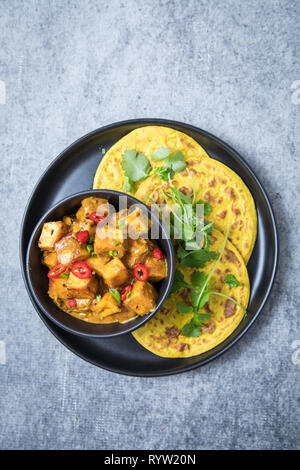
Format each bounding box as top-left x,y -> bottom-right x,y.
38,197 -> 167,323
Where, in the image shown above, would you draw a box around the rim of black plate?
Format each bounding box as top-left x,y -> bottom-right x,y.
19,118 -> 279,377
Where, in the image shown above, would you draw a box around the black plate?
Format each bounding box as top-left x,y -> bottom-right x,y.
20,119 -> 278,376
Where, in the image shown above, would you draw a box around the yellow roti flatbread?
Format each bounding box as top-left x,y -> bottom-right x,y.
132,228 -> 250,358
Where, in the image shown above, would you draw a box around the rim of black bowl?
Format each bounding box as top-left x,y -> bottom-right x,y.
25,189 -> 175,338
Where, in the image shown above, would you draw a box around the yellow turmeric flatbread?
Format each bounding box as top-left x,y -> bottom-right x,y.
93,125 -> 211,193
132,228 -> 250,358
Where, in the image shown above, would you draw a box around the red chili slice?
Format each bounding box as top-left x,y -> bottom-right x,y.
76,230 -> 90,243
121,284 -> 132,302
89,211 -> 106,225
71,261 -> 92,279
152,248 -> 164,260
133,264 -> 149,282
68,299 -> 77,308
47,263 -> 67,279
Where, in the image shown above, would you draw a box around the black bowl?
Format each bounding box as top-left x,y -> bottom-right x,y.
26,189 -> 175,338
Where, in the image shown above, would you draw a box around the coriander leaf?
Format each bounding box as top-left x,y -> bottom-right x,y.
151,147 -> 171,160
193,312 -> 211,324
225,274 -> 242,287
123,175 -> 132,192
109,288 -> 121,304
181,320 -> 202,337
190,271 -> 208,289
96,294 -> 102,302
88,234 -> 95,244
197,199 -> 212,216
198,290 -> 210,309
172,160 -> 186,173
179,249 -> 219,268
176,302 -> 193,314
171,150 -> 184,161
169,269 -> 191,296
121,149 -> 151,182
177,245 -> 188,260
153,166 -> 174,181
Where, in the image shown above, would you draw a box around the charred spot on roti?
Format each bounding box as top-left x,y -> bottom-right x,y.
225,187 -> 236,199
180,169 -> 188,177
202,319 -> 216,334
186,160 -> 198,166
176,343 -> 190,352
211,236 -> 217,244
233,208 -> 241,216
224,300 -> 236,318
208,178 -> 217,187
224,248 -> 241,267
165,326 -> 180,339
203,191 -> 216,204
181,288 -> 192,305
218,177 -> 226,184
217,198 -> 223,204
179,186 -> 193,196
217,210 -> 227,219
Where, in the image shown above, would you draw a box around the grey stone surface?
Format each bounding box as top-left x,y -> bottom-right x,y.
0,0 -> 299,450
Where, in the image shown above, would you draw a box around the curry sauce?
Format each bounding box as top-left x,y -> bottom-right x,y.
38,197 -> 167,323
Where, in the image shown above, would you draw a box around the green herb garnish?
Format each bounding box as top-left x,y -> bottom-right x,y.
60,272 -> 69,279
109,288 -> 121,304
114,241 -> 121,247
96,294 -> 102,302
225,274 -> 242,287
153,150 -> 186,181
87,244 -> 94,254
151,147 -> 171,160
109,250 -> 118,257
121,149 -> 151,182
88,234 -> 95,244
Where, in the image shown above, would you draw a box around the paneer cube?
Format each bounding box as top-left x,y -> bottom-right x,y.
66,272 -> 98,299
94,225 -> 127,258
48,277 -> 70,301
144,255 -> 167,282
54,234 -> 89,265
99,258 -> 130,288
123,238 -> 151,269
91,292 -> 121,319
86,255 -> 110,275
126,207 -> 150,238
76,197 -> 109,222
123,280 -> 157,316
42,251 -> 58,269
38,221 -> 67,251
71,219 -> 95,237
